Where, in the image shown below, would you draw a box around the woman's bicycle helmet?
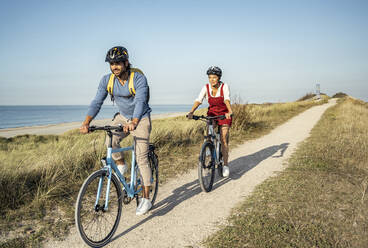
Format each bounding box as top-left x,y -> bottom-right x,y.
206,66 -> 222,78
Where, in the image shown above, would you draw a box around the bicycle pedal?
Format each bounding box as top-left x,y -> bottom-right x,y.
122,191 -> 132,205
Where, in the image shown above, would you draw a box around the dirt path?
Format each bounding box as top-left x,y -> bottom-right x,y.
45,99 -> 336,248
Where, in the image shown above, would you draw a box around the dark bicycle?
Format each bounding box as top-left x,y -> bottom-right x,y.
188,115 -> 226,192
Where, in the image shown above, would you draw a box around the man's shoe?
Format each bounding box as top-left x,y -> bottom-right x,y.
136,198 -> 152,216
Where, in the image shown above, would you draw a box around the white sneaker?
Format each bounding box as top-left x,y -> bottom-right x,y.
136,198 -> 143,209
117,164 -> 127,176
136,198 -> 152,216
222,165 -> 230,177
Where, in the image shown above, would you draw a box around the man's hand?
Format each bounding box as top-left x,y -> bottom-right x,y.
123,123 -> 136,133
123,118 -> 139,132
80,123 -> 89,134
80,116 -> 93,134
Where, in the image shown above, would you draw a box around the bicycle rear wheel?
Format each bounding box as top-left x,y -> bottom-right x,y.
135,151 -> 159,206
75,169 -> 122,247
198,141 -> 215,192
149,150 -> 159,205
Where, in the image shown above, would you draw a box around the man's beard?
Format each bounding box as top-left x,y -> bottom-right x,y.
113,68 -> 127,78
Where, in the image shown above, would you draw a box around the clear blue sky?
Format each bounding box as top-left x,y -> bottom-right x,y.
0,0 -> 367,105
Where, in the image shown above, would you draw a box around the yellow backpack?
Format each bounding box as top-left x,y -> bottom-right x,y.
106,68 -> 144,99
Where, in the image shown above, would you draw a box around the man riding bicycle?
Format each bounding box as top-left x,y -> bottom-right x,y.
80,46 -> 152,215
187,66 -> 233,177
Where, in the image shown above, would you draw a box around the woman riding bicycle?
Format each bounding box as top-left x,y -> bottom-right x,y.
187,66 -> 233,177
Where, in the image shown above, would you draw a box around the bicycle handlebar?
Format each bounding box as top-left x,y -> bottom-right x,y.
88,125 -> 124,132
187,115 -> 227,120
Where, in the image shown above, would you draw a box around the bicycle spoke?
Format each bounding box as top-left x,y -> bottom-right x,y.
84,216 -> 96,233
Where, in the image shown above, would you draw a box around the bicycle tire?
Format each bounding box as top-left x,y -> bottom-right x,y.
217,142 -> 223,178
149,151 -> 159,205
198,141 -> 215,192
135,152 -> 159,206
75,169 -> 122,247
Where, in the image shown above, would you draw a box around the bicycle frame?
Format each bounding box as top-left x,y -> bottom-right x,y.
95,142 -> 142,211
206,120 -> 221,165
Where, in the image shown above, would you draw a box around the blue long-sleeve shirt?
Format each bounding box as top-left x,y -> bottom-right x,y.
87,70 -> 151,120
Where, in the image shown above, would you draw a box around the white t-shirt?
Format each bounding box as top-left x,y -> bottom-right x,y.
195,83 -> 230,104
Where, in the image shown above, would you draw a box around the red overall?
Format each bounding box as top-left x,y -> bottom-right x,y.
206,83 -> 232,126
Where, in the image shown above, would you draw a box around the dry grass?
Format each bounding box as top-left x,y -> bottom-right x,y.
204,97 -> 368,248
297,92 -> 328,101
332,92 -> 348,98
0,96 -> 328,246
297,92 -> 317,101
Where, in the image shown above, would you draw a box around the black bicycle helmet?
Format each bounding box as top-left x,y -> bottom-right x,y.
206,66 -> 222,78
105,46 -> 129,63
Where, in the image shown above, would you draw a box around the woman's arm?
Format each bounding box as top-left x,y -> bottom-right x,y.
223,84 -> 233,119
224,100 -> 233,118
188,101 -> 201,115
187,86 -> 206,118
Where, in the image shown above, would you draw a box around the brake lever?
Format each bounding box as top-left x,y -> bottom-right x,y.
88,125 -> 97,132
117,124 -> 124,131
221,114 -> 233,120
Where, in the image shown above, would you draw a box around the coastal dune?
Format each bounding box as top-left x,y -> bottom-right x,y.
0,112 -> 186,138
45,99 -> 337,248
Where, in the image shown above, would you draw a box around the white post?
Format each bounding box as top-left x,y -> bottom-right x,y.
316,83 -> 321,99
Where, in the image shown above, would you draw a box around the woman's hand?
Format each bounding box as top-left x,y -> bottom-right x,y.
225,112 -> 233,119
187,112 -> 194,119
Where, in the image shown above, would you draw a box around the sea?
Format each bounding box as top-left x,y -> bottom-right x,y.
0,104 -> 198,129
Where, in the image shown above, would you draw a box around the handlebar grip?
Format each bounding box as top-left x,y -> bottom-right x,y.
219,114 -> 233,120
88,126 -> 97,132
188,115 -> 200,120
186,114 -> 199,120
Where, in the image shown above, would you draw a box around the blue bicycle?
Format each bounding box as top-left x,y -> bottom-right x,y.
75,125 -> 159,247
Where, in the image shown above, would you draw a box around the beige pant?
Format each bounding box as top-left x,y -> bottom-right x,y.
106,114 -> 152,186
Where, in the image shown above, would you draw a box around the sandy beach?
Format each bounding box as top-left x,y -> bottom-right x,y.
0,112 -> 186,138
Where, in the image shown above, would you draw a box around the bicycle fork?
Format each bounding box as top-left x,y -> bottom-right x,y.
94,148 -> 115,212
94,149 -> 140,211
94,166 -> 113,212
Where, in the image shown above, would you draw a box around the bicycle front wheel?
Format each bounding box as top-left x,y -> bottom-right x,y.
217,142 -> 223,178
75,169 -> 122,247
198,141 -> 215,192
